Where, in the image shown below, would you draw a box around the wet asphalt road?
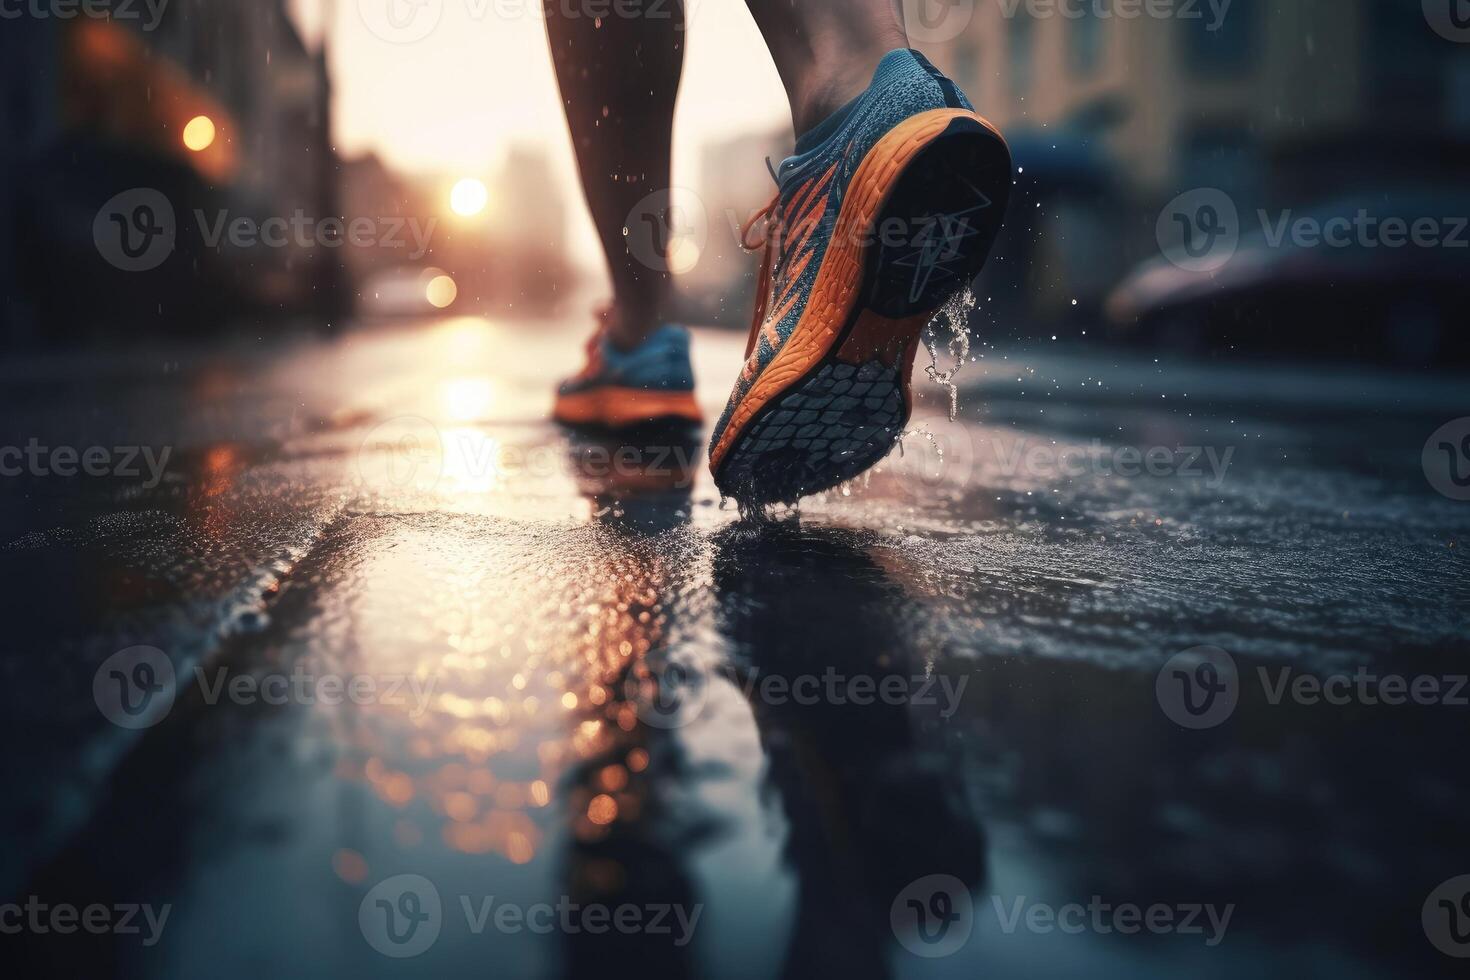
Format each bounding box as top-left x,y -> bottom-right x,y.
1,315 -> 1467,978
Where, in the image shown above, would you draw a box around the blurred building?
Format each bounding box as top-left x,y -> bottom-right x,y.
2,0 -> 344,343
440,145 -> 577,317
680,126 -> 793,327
919,0 -> 1470,330
0,19 -> 62,342
932,0 -> 1468,195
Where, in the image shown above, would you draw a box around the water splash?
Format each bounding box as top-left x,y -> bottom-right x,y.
922,288 -> 976,422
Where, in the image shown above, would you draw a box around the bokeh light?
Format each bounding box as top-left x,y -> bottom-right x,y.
426,274 -> 458,309
182,115 -> 216,152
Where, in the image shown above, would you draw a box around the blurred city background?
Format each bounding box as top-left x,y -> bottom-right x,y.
3,0 -> 1467,362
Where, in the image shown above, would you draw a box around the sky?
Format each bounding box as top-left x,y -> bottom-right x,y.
288,0 -> 792,270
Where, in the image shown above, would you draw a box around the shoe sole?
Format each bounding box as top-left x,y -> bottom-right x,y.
553,387 -> 703,430
710,109 -> 1011,505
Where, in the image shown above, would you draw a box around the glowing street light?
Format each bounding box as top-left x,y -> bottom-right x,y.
182,115 -> 216,152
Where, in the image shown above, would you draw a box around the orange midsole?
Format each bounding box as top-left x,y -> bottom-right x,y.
553,387 -> 702,427
710,108 -> 1001,475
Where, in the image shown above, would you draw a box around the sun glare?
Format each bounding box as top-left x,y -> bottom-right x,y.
450,178 -> 489,217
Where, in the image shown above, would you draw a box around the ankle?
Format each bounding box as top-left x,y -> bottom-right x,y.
601,301 -> 664,351
789,40 -> 907,138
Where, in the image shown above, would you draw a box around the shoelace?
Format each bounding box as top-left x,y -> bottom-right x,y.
738,158 -> 788,362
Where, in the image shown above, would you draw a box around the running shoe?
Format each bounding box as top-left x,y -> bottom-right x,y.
708,49 -> 1011,505
553,322 -> 702,429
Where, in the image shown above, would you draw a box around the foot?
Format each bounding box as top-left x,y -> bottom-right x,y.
553,322 -> 702,429
708,49 -> 1011,506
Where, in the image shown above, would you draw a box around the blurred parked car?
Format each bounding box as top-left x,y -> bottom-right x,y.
1106,189 -> 1470,366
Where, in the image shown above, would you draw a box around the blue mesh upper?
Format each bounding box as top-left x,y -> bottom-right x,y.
559,323 -> 695,396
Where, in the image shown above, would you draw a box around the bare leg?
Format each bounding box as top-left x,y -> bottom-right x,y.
544,1 -> 685,349
744,0 -> 910,136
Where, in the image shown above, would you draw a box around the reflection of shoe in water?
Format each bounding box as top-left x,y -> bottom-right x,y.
710,522 -> 987,973
554,323 -> 703,430
566,423 -> 700,512
708,49 -> 1011,506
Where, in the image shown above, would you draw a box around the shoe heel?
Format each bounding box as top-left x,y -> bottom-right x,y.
864,119 -> 1012,318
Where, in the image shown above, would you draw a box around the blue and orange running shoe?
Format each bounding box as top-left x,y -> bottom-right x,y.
708,49 -> 1011,505
554,322 -> 702,429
